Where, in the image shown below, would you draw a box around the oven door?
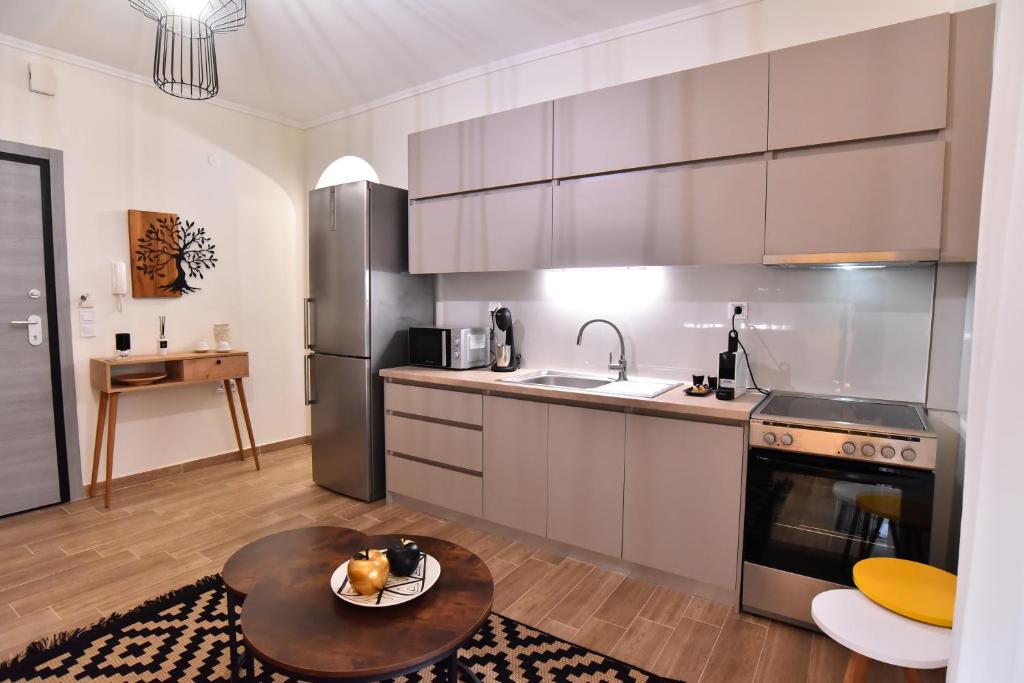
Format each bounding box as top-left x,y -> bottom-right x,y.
744,448 -> 934,587
408,328 -> 450,368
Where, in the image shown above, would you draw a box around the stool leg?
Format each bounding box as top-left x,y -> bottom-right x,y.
842,652 -> 870,683
903,668 -> 924,683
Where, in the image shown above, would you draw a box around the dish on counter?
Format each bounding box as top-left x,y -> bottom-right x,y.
684,385 -> 712,397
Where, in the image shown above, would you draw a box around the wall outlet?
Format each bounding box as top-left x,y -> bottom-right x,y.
216,380 -> 238,394
487,301 -> 502,314
729,302 -> 748,320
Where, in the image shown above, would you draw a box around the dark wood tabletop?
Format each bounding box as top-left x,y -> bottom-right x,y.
239,533 -> 494,681
221,525 -> 368,600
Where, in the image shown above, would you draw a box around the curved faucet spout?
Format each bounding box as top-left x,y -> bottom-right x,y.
576,319 -> 627,381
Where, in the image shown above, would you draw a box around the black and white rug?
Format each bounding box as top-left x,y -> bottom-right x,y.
0,575 -> 682,682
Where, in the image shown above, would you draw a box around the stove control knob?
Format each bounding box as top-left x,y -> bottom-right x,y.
842,441 -> 856,455
781,433 -> 794,446
763,432 -> 777,445
881,446 -> 896,459
861,444 -> 876,457
901,448 -> 917,462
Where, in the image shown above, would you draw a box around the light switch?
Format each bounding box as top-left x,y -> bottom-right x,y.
79,308 -> 96,337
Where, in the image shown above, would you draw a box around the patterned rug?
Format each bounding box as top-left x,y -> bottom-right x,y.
0,575 -> 682,682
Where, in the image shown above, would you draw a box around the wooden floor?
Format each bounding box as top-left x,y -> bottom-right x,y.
0,446 -> 943,682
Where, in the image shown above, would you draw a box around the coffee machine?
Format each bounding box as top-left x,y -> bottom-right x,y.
716,330 -> 750,400
491,307 -> 520,372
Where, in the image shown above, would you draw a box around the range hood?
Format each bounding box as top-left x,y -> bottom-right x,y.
763,250 -> 940,268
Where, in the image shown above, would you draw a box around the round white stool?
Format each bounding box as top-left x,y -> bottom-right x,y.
811,589 -> 950,683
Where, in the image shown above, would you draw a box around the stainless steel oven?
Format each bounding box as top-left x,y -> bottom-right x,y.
742,392 -> 936,628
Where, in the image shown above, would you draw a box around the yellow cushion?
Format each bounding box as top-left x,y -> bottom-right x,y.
853,557 -> 956,628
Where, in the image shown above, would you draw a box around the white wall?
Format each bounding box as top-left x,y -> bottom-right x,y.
950,0 -> 1024,678
0,43 -> 308,482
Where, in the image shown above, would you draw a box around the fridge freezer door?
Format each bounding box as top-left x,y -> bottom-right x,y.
308,182 -> 370,357
310,353 -> 377,500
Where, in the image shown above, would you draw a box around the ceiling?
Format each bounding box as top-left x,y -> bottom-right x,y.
0,0 -> 716,127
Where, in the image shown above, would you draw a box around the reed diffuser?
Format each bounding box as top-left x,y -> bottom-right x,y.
158,316 -> 168,356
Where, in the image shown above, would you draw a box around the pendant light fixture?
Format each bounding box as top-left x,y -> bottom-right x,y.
129,1 -> 246,100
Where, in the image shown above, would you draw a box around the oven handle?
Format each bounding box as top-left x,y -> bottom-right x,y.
749,450 -> 932,483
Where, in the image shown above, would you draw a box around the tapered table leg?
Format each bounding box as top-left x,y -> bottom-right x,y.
224,380 -> 245,461
843,652 -> 870,683
235,378 -> 260,470
104,393 -> 119,508
89,392 -> 109,498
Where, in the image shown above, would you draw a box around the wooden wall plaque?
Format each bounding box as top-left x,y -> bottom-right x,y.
127,209 -> 181,298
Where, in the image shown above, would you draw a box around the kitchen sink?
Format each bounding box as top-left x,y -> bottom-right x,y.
500,370 -> 682,399
502,370 -> 614,390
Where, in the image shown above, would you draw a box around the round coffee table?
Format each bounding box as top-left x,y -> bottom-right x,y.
240,534 -> 494,682
220,526 -> 368,681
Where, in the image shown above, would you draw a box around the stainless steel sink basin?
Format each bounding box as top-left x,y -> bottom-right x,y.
499,370 -> 683,399
501,370 -> 613,390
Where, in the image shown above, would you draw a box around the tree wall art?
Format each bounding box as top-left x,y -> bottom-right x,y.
127,209 -> 218,297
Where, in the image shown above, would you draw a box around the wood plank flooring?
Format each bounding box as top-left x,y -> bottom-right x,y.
0,446 -> 944,682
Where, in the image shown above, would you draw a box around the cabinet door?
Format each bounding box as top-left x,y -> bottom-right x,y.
941,5 -> 995,262
554,55 -> 768,177
408,101 -> 553,199
623,415 -> 744,590
765,140 -> 945,262
409,184 -> 552,274
553,157 -> 765,268
483,396 -> 548,536
769,14 -> 949,149
547,405 -> 625,558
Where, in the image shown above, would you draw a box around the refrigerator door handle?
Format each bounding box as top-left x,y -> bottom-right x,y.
329,187 -> 336,231
305,354 -> 317,405
304,297 -> 316,349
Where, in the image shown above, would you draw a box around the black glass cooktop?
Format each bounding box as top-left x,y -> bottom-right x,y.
758,394 -> 926,431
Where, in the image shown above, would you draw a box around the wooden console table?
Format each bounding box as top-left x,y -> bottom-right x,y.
89,351 -> 260,507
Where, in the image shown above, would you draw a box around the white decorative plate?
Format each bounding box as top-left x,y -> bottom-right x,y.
330,552 -> 441,607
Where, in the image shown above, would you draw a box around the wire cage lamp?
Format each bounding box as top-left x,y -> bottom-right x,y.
129,1 -> 246,100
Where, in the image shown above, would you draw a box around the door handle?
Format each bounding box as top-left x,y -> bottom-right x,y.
10,314 -> 42,346
304,355 -> 317,405
329,187 -> 336,231
304,297 -> 316,349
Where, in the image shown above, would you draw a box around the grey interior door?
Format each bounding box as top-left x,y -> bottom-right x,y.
0,156 -> 61,516
308,182 -> 369,358
310,353 -> 373,500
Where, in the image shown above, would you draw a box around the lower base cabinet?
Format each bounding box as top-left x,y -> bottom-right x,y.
547,404 -> 626,558
483,396 -> 549,537
385,454 -> 483,518
622,414 -> 744,590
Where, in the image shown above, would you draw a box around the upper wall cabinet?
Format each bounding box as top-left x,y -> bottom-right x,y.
554,55 -> 769,178
765,140 -> 945,262
408,102 -> 553,199
768,14 -> 950,149
410,184 -> 552,274
553,156 -> 766,268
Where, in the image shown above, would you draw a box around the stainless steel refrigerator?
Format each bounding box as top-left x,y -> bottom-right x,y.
305,181 -> 433,501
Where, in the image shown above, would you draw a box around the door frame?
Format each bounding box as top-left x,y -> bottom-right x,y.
1,139 -> 83,503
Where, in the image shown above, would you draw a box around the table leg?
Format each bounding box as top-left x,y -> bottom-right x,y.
235,379 -> 261,471
89,392 -> 109,498
226,588 -> 238,683
104,393 -> 119,508
903,668 -> 924,683
842,652 -> 870,683
224,381 -> 245,461
447,650 -> 482,683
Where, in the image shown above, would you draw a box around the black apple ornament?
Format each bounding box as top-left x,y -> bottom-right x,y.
386,538 -> 421,576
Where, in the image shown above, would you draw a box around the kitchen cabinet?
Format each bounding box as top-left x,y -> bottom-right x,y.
385,383 -> 482,426
408,101 -> 553,199
940,5 -> 995,262
768,14 -> 950,149
553,55 -> 768,177
384,414 -> 482,473
622,415 -> 745,590
547,405 -> 625,558
764,140 -> 945,263
409,184 -> 552,274
482,396 -> 548,537
386,453 -> 482,517
553,156 -> 766,268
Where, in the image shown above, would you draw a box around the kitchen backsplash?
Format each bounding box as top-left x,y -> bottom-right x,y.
436,265 -> 938,403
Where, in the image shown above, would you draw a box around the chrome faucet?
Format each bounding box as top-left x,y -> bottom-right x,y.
576,319 -> 627,381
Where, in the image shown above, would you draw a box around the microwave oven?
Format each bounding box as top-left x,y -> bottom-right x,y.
408,326 -> 489,370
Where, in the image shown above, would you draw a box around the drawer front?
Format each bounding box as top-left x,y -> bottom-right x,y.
386,454 -> 483,518
385,414 -> 482,473
385,383 -> 482,425
183,355 -> 248,381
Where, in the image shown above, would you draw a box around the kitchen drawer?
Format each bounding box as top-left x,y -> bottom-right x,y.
385,413 -> 482,473
384,383 -> 482,425
182,355 -> 248,381
386,454 -> 483,518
